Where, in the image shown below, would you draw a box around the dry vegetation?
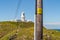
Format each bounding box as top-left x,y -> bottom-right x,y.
0,21 -> 60,40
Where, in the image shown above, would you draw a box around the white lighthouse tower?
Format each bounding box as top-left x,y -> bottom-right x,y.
21,11 -> 25,22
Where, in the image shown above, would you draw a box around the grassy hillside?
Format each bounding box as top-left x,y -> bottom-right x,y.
43,27 -> 60,40
0,21 -> 34,40
0,21 -> 60,40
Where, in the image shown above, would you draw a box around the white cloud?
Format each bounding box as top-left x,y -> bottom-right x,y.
43,22 -> 60,25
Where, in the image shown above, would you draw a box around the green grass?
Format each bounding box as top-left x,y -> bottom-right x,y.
43,27 -> 60,40
0,21 -> 34,40
0,21 -> 60,40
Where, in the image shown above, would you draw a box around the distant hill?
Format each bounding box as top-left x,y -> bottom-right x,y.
0,21 -> 60,40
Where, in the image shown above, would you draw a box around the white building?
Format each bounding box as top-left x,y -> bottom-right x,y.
21,11 -> 25,22
10,11 -> 32,22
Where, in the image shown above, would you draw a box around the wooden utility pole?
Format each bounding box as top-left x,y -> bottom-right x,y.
35,0 -> 43,40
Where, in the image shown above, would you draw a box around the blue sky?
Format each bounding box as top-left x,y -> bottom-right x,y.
43,0 -> 60,29
0,0 -> 35,21
0,0 -> 60,29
